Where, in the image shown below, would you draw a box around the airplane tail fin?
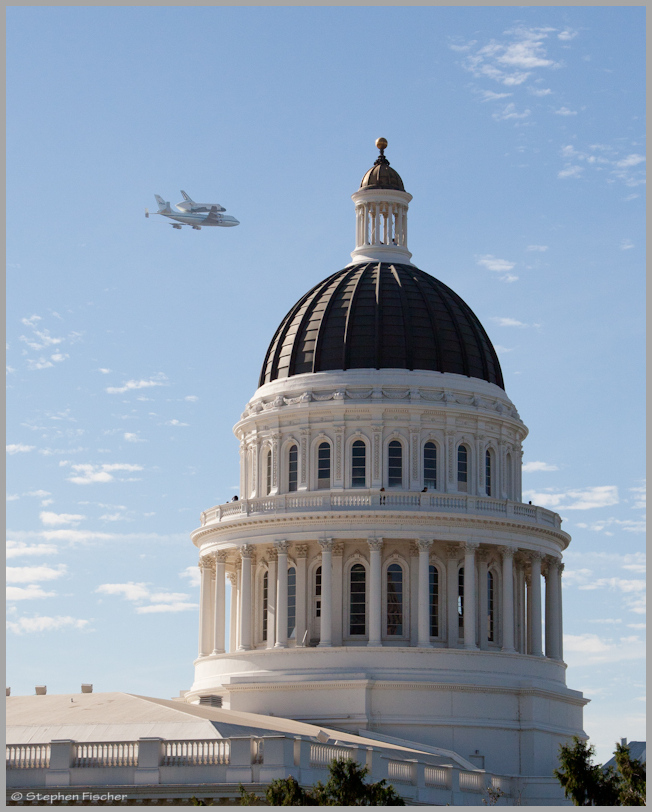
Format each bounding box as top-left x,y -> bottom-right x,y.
155,195 -> 172,212
180,190 -> 192,202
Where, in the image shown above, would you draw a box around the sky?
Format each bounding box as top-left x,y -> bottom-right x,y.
6,7 -> 645,764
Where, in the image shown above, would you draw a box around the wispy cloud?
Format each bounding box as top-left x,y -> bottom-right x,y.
180,566 -> 201,587
6,564 -> 67,583
492,102 -> 530,121
574,517 -> 645,535
65,462 -> 143,485
96,581 -> 197,614
620,239 -> 634,251
526,245 -> 548,252
558,29 -> 578,42
124,432 -> 146,443
106,373 -> 167,395
6,585 -> 57,601
559,144 -> 646,186
558,165 -> 583,179
7,443 -> 36,454
6,615 -> 91,634
491,317 -> 529,328
39,511 -> 86,526
563,633 -> 645,665
555,106 -> 577,116
6,541 -> 58,559
523,485 -> 619,510
522,461 -> 559,472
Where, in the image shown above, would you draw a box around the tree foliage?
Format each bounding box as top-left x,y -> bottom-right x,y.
238,758 -> 405,806
554,736 -> 646,806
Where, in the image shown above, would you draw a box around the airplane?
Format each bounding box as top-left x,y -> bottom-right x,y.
145,194 -> 239,230
175,190 -> 226,213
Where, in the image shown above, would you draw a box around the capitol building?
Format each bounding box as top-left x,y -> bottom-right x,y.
7,141 -> 587,806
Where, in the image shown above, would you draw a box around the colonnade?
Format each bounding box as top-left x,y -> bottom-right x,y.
355,202 -> 408,249
197,541 -> 564,662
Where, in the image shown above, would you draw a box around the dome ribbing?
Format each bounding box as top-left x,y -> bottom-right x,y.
259,263 -> 504,389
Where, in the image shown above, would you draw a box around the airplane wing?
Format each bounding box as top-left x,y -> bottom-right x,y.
204,206 -> 223,224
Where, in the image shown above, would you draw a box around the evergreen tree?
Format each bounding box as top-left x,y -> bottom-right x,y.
555,736 -> 646,806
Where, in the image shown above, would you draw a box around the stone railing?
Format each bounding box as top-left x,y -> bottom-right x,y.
6,744 -> 50,769
199,492 -> 561,530
6,734 -> 519,805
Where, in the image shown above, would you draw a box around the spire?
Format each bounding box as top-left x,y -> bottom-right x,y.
350,139 -> 413,265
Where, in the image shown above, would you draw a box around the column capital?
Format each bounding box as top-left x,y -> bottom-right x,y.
528,550 -> 544,563
318,538 -> 334,553
295,544 -> 309,559
417,539 -> 433,553
498,545 -> 515,560
274,540 -> 290,554
545,555 -> 562,571
559,562 -> 565,574
446,543 -> 462,560
367,537 -> 384,552
463,542 -> 479,554
214,551 -> 229,564
200,556 -> 215,573
239,544 -> 255,559
227,572 -> 237,586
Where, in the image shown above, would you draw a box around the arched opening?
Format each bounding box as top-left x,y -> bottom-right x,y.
485,449 -> 493,497
388,440 -> 403,487
288,444 -> 298,492
317,442 -> 331,490
288,566 -> 296,640
349,563 -> 366,636
487,570 -> 495,642
429,565 -> 439,637
387,563 -> 404,636
424,442 -> 437,489
351,440 -> 366,488
266,449 -> 272,496
457,445 -> 468,493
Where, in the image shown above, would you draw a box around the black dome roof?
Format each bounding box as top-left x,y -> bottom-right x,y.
359,154 -> 405,191
259,263 -> 504,389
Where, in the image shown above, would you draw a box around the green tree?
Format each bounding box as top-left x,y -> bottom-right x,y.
554,737 -> 646,806
238,758 -> 405,806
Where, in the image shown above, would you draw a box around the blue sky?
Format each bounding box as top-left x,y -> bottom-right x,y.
7,7 -> 645,763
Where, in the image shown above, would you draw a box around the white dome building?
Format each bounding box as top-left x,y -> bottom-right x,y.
187,140 -> 587,788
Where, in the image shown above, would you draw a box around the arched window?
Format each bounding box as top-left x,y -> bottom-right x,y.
351,440 -> 366,488
506,452 -> 513,499
458,566 -> 464,637
266,450 -> 272,496
485,449 -> 492,497
262,571 -> 268,642
349,564 -> 366,635
429,565 -> 439,637
388,440 -> 403,487
487,570 -> 495,642
424,442 -> 437,490
457,445 -> 468,492
288,444 -> 298,492
387,563 -> 404,636
288,566 -> 296,639
317,442 -> 331,490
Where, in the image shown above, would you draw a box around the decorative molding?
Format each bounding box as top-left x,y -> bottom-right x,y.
463,542 -> 480,554
417,539 -> 433,554
295,544 -> 309,559
498,545 -> 515,560
227,572 -> 237,586
332,543 -> 344,557
446,543 -> 462,560
214,551 -> 229,564
239,544 -> 255,559
318,538 -> 334,552
274,540 -> 290,554
367,537 -> 384,552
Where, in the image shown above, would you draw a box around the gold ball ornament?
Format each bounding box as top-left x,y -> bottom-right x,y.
375,137 -> 388,151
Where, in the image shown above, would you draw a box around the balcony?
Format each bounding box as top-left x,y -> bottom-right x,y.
199,491 -> 561,531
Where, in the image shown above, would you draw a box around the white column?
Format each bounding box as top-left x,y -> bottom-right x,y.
332,543 -> 344,647
525,573 -> 532,654
266,550 -> 277,649
318,539 -> 333,647
476,550 -> 489,650
545,557 -> 562,660
238,545 -> 254,651
417,539 -> 432,647
558,563 -> 565,661
515,557 -> 525,653
446,545 -> 460,647
463,543 -> 478,649
228,572 -> 237,653
270,434 -> 281,495
529,552 -> 543,656
367,537 -> 383,646
500,546 -> 516,653
212,552 -> 227,654
275,541 -> 289,648
295,545 -> 308,646
198,557 -> 212,657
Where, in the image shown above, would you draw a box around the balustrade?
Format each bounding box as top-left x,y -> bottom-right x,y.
163,739 -> 230,766
74,741 -> 138,767
6,744 -> 50,769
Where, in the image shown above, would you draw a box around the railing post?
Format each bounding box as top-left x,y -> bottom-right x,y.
506,500 -> 514,517
135,737 -> 163,785
449,766 -> 462,804
226,737 -> 254,783
45,740 -> 74,787
260,736 -> 296,782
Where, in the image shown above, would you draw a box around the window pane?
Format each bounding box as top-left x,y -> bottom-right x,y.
388,440 -> 402,487
318,442 -> 331,489
485,450 -> 492,497
387,563 -> 403,635
288,567 -> 296,639
487,571 -> 494,642
351,440 -> 366,488
266,451 -> 272,495
288,445 -> 298,492
349,563 -> 366,635
315,566 -> 321,618
262,571 -> 268,642
458,567 -> 464,636
429,565 -> 439,637
424,442 -> 437,489
457,446 -> 468,483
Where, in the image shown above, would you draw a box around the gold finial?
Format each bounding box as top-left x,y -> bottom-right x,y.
376,137 -> 388,152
